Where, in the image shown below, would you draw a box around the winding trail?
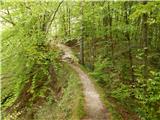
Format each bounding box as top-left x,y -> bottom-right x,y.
57,44 -> 109,120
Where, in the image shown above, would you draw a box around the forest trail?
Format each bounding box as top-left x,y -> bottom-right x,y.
57,44 -> 109,120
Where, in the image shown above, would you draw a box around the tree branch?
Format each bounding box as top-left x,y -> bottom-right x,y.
0,8 -> 16,26
46,1 -> 63,35
0,15 -> 15,26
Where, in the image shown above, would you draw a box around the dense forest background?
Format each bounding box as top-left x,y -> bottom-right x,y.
1,1 -> 160,120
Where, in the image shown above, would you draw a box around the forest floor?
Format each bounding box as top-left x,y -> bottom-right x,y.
57,44 -> 109,120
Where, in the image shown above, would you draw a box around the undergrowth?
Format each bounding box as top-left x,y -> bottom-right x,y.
84,57 -> 160,120
2,62 -> 85,120
33,63 -> 85,120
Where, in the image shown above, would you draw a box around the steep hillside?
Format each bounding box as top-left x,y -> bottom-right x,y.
2,61 -> 85,120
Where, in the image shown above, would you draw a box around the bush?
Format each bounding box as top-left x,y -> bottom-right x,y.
111,83 -> 131,101
134,71 -> 160,120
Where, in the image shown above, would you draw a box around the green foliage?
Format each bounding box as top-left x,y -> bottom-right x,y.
1,1 -> 160,120
89,58 -> 112,87
133,70 -> 160,120
1,1 -> 61,114
111,83 -> 131,101
34,64 -> 85,120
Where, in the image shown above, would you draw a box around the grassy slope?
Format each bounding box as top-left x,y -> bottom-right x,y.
33,63 -> 85,120
2,62 -> 85,120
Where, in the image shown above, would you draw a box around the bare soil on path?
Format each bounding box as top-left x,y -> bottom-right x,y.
57,44 -> 109,120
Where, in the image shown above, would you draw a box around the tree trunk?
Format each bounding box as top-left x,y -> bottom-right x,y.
80,1 -> 84,65
142,1 -> 148,79
124,2 -> 135,82
67,2 -> 71,37
108,2 -> 114,65
90,2 -> 96,71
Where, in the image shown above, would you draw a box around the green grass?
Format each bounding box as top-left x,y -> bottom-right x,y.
34,63 -> 85,120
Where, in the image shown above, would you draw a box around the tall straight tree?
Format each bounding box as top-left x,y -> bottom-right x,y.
90,2 -> 96,70
80,1 -> 84,65
67,2 -> 71,37
142,1 -> 148,79
124,2 -> 135,82
108,2 -> 114,65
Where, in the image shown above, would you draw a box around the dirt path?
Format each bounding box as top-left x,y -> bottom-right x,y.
58,44 -> 109,120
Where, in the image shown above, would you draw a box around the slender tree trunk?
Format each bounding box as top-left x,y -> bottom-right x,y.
124,2 -> 135,82
142,1 -> 148,79
62,13 -> 67,37
108,2 -> 114,64
80,1 -> 84,65
67,2 -> 71,37
90,2 -> 96,71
